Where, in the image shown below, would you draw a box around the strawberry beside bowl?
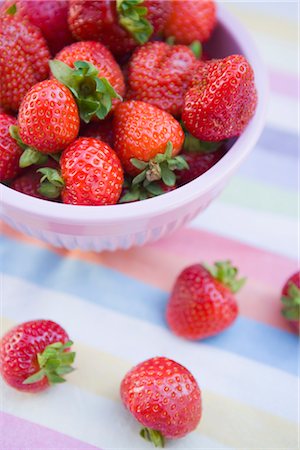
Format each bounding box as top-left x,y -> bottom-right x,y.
1,6 -> 268,252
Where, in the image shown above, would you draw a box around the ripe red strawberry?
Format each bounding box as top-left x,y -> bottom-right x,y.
0,113 -> 22,181
113,100 -> 185,179
0,320 -> 75,393
2,0 -> 73,55
0,11 -> 50,112
39,137 -> 124,205
164,0 -> 216,45
182,55 -> 257,141
176,145 -> 227,185
53,41 -> 125,114
18,79 -> 80,154
166,261 -> 245,340
80,119 -> 114,148
127,42 -> 198,117
120,356 -> 202,446
68,0 -> 171,56
281,272 -> 300,334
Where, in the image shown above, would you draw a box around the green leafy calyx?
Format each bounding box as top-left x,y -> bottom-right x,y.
130,141 -> 188,190
117,0 -> 153,44
9,125 -> 49,168
37,167 -> 64,199
205,260 -> 246,293
281,282 -> 300,321
140,428 -> 165,448
189,40 -> 202,59
50,60 -> 122,123
23,340 -> 75,385
6,3 -> 17,15
184,132 -> 223,154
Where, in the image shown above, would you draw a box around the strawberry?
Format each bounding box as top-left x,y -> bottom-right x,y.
164,0 -> 216,45
38,137 -> 124,205
0,113 -> 22,181
2,0 -> 73,55
182,55 -> 257,141
281,272 -> 300,334
80,119 -> 114,148
0,8 -> 50,112
0,320 -> 75,393
120,356 -> 202,446
18,79 -> 80,154
68,0 -> 172,56
11,159 -> 60,200
127,42 -> 198,116
51,41 -> 125,121
176,145 -> 227,185
113,101 -> 186,188
166,261 -> 246,340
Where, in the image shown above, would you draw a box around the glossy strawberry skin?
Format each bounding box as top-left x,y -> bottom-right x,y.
68,0 -> 171,56
182,55 -> 257,141
0,320 -> 69,393
127,42 -> 198,117
166,264 -> 239,340
113,100 -> 184,175
0,113 -> 22,181
176,147 -> 226,185
0,15 -> 50,112
2,0 -> 73,55
18,80 -> 80,154
54,41 -> 125,111
164,0 -> 216,44
121,356 -> 201,439
60,137 -> 124,206
80,119 -> 114,148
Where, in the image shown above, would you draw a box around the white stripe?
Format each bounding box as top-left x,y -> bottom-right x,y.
266,93 -> 298,134
2,275 -> 297,422
1,381 -> 231,450
191,202 -> 297,259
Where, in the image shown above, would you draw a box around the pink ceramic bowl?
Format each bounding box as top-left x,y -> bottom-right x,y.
1,6 -> 268,252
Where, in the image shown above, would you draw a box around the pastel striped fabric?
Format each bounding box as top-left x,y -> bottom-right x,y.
1,2 -> 298,449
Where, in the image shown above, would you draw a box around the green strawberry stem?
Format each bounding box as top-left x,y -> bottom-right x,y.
9,125 -> 49,168
140,428 -> 165,448
116,0 -> 153,44
6,3 -> 17,15
23,340 -> 75,385
281,282 -> 300,321
131,141 -> 188,190
205,261 -> 246,293
190,41 -> 202,59
37,167 -> 64,199
50,60 -> 122,123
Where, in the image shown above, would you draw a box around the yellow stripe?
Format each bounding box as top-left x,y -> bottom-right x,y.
226,4 -> 297,43
1,318 -> 296,449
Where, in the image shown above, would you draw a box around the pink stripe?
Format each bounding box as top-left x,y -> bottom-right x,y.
151,228 -> 296,290
269,70 -> 298,98
0,412 -> 99,449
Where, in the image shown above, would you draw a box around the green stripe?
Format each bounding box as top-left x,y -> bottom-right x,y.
220,177 -> 297,218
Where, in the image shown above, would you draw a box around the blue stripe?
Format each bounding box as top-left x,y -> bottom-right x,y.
258,126 -> 297,157
1,236 -> 297,375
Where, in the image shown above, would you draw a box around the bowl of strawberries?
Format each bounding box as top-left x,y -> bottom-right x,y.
0,0 -> 267,251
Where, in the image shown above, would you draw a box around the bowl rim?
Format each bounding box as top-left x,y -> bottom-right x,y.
1,4 -> 269,224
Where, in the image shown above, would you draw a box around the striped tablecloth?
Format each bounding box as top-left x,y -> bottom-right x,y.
1,2 -> 298,449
